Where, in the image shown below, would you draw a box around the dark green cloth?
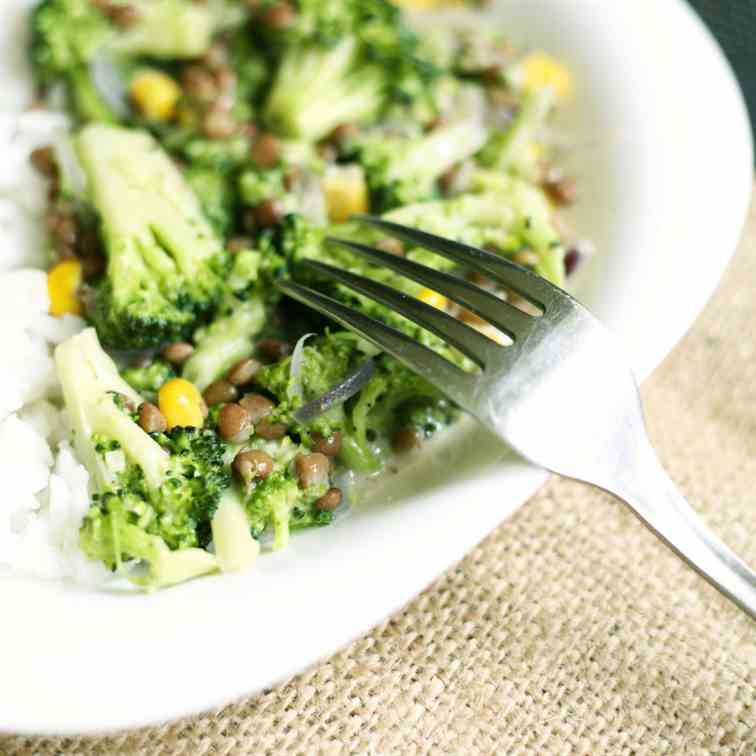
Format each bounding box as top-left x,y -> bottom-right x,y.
687,0 -> 756,150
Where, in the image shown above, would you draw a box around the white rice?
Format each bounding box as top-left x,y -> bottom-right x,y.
0,0 -> 104,583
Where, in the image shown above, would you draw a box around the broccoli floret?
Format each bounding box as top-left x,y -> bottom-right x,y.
121,359 -> 176,403
109,0 -> 214,60
76,124 -> 228,348
254,331 -> 373,437
261,0 -> 438,140
351,120 -> 488,212
340,356 -> 446,472
30,0 -> 216,123
243,465 -> 330,550
56,328 -> 231,588
264,39 -> 384,141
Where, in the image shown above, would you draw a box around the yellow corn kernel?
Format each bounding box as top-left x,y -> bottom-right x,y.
322,167 -> 369,223
47,259 -> 83,317
520,52 -> 573,100
129,69 -> 181,122
418,288 -> 447,310
158,378 -> 204,429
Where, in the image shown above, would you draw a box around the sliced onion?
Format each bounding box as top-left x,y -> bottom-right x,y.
288,333 -> 316,402
294,359 -> 376,424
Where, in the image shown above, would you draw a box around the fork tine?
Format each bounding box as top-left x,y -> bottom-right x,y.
327,238 -> 535,341
299,259 -> 497,366
276,280 -> 476,401
354,215 -> 558,308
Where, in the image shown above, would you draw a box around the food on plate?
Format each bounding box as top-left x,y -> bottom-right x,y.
1,0 -> 586,588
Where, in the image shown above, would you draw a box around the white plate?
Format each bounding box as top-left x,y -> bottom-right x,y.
0,0 -> 752,735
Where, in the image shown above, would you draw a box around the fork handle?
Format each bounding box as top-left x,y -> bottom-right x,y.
608,446 -> 756,620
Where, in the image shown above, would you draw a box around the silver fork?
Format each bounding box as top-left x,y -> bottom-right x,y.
277,216 -> 756,620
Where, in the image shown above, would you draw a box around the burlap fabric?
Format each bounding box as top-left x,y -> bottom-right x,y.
3,188 -> 756,754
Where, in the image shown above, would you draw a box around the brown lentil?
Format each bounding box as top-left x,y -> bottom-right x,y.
315,487 -> 342,512
250,133 -> 281,169
53,216 -> 77,247
30,147 -> 56,177
255,419 -> 288,440
260,2 -> 296,29
215,66 -> 236,94
161,341 -> 195,366
543,175 -> 577,206
327,123 -> 358,148
233,449 -> 274,483
295,453 -> 330,488
203,109 -> 237,140
392,427 -> 421,454
79,255 -> 106,281
226,357 -> 262,387
511,249 -> 540,267
458,307 -> 487,327
109,3 -> 141,27
182,65 -> 217,103
138,402 -> 167,434
438,166 -> 459,195
253,198 -> 284,228
238,394 -> 274,423
227,236 -> 255,254
202,43 -> 228,70
257,338 -> 292,362
311,431 -> 342,457
203,379 -> 238,406
218,403 -> 253,443
564,248 -> 581,276
375,237 -> 404,256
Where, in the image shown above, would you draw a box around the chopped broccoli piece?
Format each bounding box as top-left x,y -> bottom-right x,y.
121,359 -> 176,403
76,124 -> 228,348
261,0 -> 438,139
56,328 -> 231,588
254,331 -> 373,437
109,0 -> 215,60
30,0 -> 217,123
30,0 -> 115,122
182,296 -> 265,391
264,39 -> 384,141
351,120 -> 488,212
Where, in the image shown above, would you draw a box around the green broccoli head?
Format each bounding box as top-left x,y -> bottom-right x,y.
261,0 -> 438,140
30,0 -> 115,122
351,120 -> 488,212
77,124 -> 229,348
254,331 -> 372,437
241,452 -> 331,550
31,0 -> 217,123
56,328 -> 229,588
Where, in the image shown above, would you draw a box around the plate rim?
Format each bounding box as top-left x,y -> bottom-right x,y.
0,0 -> 752,735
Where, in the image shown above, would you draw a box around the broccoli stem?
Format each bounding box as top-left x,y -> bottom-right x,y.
211,488 -> 259,572
182,297 -> 265,391
67,66 -> 116,123
55,329 -> 170,489
478,88 -> 554,177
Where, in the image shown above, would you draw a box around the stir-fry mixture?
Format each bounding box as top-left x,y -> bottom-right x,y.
28,0 -> 582,588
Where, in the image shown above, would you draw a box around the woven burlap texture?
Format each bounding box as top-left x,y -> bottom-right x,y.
4,189 -> 756,755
